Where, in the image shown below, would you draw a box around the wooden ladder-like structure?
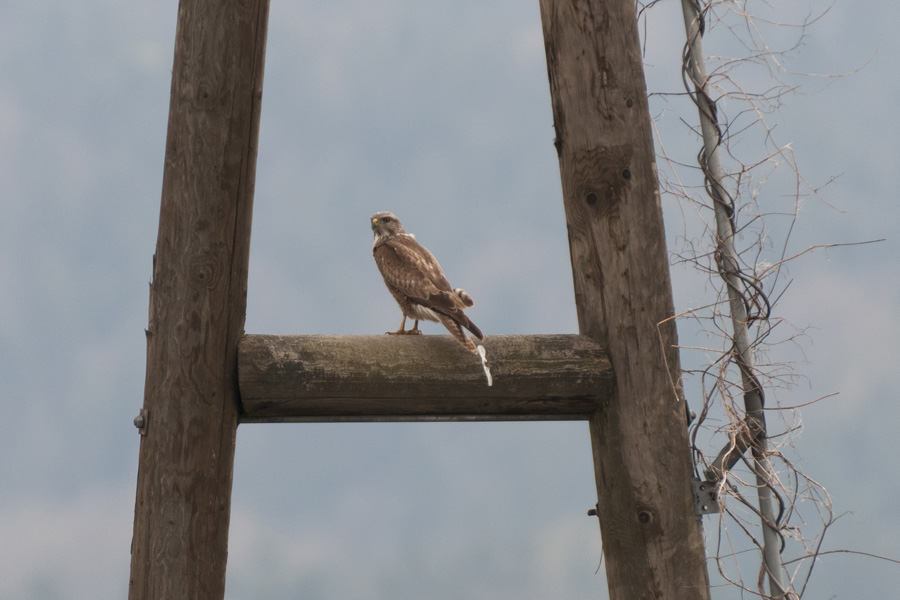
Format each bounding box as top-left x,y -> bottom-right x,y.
128,1 -> 711,599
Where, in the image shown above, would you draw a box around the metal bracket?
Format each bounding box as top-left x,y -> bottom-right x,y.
691,477 -> 719,515
134,408 -> 148,436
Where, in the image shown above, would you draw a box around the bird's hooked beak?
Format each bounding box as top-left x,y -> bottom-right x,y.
371,216 -> 386,239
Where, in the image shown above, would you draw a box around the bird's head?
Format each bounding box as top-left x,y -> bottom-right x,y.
371,211 -> 405,239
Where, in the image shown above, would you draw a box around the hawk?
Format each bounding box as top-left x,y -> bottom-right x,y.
371,211 -> 485,354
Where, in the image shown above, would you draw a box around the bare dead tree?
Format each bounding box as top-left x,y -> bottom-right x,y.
636,1 -> 883,598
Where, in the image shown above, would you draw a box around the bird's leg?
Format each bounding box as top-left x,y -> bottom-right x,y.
385,315 -> 409,335
386,315 -> 408,335
386,315 -> 423,335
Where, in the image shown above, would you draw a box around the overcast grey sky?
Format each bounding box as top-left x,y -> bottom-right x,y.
1,1 -> 898,598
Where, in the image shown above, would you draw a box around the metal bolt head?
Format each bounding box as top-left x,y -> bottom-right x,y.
134,408 -> 148,435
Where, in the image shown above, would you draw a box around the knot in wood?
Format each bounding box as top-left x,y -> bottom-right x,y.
571,145 -> 633,220
189,257 -> 220,290
194,74 -> 221,109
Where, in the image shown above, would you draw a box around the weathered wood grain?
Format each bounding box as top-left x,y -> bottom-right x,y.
238,334 -> 614,421
539,0 -> 712,598
128,1 -> 269,599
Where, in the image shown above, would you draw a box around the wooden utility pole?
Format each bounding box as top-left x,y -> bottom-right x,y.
128,0 -> 269,598
539,0 -> 712,597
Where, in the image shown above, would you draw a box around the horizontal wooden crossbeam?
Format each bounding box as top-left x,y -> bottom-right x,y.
237,334 -> 614,422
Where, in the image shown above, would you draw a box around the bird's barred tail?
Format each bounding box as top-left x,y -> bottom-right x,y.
445,289 -> 483,342
437,314 -> 479,354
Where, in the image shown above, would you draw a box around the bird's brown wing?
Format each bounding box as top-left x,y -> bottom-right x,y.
374,235 -> 447,301
374,235 -> 484,344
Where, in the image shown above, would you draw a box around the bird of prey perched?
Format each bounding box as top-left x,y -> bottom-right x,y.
371,211 -> 485,354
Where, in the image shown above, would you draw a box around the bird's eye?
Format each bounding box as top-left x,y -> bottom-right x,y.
382,217 -> 392,223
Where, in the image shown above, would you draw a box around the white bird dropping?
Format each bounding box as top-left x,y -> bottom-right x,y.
476,344 -> 492,387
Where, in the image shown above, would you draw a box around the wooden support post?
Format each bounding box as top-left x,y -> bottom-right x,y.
237,334 -> 614,421
539,0 -> 712,598
128,0 -> 269,598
